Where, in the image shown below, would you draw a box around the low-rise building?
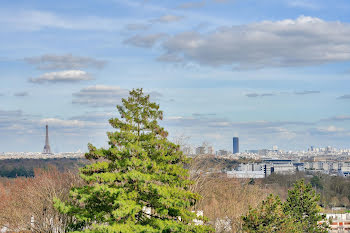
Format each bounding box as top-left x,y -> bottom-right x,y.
227,170 -> 265,179
319,213 -> 350,233
227,159 -> 300,178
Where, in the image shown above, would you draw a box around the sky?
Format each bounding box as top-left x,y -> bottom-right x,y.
1,0 -> 350,152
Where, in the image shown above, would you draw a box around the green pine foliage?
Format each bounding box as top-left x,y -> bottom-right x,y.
54,88 -> 213,232
242,194 -> 301,233
283,180 -> 328,233
242,179 -> 329,233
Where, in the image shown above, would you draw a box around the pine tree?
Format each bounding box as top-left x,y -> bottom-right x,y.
54,88 -> 212,232
283,179 -> 328,233
242,179 -> 329,233
242,194 -> 301,233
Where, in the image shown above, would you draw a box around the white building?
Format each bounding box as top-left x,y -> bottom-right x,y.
227,170 -> 265,179
319,213 -> 350,233
207,146 -> 214,155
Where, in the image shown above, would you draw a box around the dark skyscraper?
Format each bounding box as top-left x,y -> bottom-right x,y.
43,124 -> 52,154
233,137 -> 239,154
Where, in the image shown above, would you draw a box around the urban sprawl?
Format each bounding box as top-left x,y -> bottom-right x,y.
183,137 -> 350,178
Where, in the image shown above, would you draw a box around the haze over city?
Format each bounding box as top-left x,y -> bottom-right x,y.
1,0 -> 350,152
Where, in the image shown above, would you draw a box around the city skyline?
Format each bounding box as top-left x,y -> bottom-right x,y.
1,0 -> 350,152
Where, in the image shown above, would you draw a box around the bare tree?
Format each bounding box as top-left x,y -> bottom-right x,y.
0,166 -> 83,232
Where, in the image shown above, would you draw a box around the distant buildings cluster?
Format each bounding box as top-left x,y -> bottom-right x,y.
227,159 -> 304,178
227,159 -> 350,178
182,137 -> 240,156
180,136 -> 350,178
0,152 -> 84,160
304,161 -> 350,176
320,213 -> 350,233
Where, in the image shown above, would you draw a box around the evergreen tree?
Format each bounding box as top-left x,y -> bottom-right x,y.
242,194 -> 301,233
55,89 -> 212,232
310,175 -> 323,190
283,179 -> 328,233
242,179 -> 329,233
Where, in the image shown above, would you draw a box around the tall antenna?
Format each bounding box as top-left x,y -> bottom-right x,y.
43,124 -> 52,154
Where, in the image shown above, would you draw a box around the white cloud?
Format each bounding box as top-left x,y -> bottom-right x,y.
39,118 -> 101,128
72,86 -> 162,107
25,54 -> 106,70
160,16 -> 350,69
29,70 -> 92,83
73,85 -> 129,97
72,85 -> 129,107
69,111 -> 115,122
124,34 -> 166,48
287,0 -> 320,10
323,125 -> 345,132
310,125 -> 346,134
323,115 -> 350,122
0,109 -> 37,133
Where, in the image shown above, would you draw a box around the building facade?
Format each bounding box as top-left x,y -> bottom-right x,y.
232,137 -> 239,154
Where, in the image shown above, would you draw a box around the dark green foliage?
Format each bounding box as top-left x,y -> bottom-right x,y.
310,175 -> 323,190
0,158 -> 86,178
242,194 -> 301,233
0,165 -> 34,177
243,179 -> 328,233
284,180 -> 328,233
263,172 -> 350,208
55,89 -> 212,232
248,178 -> 255,185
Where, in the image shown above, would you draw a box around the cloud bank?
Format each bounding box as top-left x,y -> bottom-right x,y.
124,34 -> 166,48
72,85 -> 129,107
159,16 -> 350,69
72,86 -> 163,107
25,54 -> 106,70
29,70 -> 92,83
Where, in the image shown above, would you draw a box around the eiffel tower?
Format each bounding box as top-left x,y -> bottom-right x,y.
43,124 -> 52,154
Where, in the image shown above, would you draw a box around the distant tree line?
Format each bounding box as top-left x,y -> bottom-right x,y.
263,172 -> 350,209
0,158 -> 88,178
242,180 -> 328,233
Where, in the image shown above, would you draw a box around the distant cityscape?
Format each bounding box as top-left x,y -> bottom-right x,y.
183,137 -> 350,178
1,127 -> 350,178
183,136 -> 350,158
0,124 -> 84,159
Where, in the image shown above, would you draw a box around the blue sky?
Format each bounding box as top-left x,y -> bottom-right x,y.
1,0 -> 350,152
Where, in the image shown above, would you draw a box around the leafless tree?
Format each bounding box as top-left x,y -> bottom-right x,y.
0,166 -> 83,232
